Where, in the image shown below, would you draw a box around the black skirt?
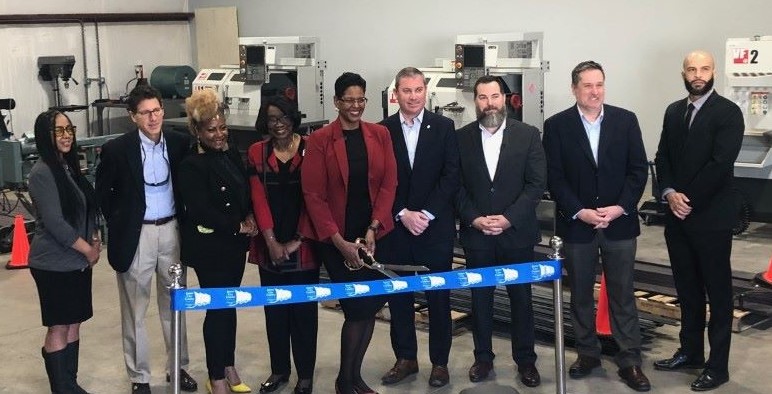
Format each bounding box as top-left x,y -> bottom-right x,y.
314,241 -> 386,321
30,267 -> 93,327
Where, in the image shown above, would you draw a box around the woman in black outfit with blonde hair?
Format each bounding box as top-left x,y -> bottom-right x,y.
178,89 -> 257,394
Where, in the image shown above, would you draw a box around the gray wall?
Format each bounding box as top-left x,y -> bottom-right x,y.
188,0 -> 771,157
0,0 -> 192,136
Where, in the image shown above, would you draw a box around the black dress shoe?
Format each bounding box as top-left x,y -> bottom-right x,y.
654,349 -> 705,371
429,365 -> 449,387
518,363 -> 541,387
569,355 -> 601,379
691,369 -> 728,391
260,374 -> 290,393
381,359 -> 418,384
468,360 -> 494,382
132,383 -> 151,394
166,369 -> 198,392
294,378 -> 313,394
618,366 -> 651,392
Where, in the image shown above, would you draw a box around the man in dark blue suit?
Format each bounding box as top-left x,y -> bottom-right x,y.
379,67 -> 460,388
543,61 -> 650,391
653,50 -> 744,392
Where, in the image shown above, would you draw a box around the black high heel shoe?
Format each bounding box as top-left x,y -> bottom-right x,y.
259,374 -> 289,393
294,378 -> 313,394
335,379 -> 357,394
353,380 -> 378,394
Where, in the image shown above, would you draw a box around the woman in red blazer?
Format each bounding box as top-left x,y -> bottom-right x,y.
248,97 -> 319,394
301,72 -> 397,394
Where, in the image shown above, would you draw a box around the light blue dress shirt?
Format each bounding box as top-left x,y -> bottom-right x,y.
139,131 -> 175,220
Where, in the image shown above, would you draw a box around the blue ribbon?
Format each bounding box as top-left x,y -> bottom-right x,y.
171,259 -> 561,311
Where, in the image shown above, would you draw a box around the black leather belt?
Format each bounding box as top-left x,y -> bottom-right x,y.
142,215 -> 175,226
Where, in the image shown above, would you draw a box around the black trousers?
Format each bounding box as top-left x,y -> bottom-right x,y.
564,231 -> 642,368
194,262 -> 245,380
386,240 -> 453,366
259,266 -> 320,379
665,224 -> 733,377
464,246 -> 537,365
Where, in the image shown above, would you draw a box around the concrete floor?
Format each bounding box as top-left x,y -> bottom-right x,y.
1,221 -> 771,394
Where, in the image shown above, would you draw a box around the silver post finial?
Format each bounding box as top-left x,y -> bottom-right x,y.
168,263 -> 183,289
549,236 -> 564,260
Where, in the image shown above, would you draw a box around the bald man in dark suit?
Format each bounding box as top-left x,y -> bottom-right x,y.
654,50 -> 744,392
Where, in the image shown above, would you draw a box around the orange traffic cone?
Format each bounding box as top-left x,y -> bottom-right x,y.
595,272 -> 612,335
754,255 -> 772,289
5,215 -> 30,269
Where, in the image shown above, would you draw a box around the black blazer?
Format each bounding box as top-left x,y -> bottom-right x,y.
379,110 -> 460,249
177,147 -> 251,269
655,92 -> 744,231
543,104 -> 648,243
95,129 -> 190,273
456,119 -> 546,250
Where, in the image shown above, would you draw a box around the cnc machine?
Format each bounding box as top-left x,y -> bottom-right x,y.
191,36 -> 325,125
383,32 -> 548,131
725,36 -> 772,227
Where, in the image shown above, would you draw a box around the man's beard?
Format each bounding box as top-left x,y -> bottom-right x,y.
683,76 -> 714,96
477,105 -> 507,129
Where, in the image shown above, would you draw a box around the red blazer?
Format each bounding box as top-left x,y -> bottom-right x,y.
301,118 -> 397,242
247,138 -> 318,270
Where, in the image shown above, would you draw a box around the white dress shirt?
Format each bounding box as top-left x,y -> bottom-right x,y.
479,120 -> 506,180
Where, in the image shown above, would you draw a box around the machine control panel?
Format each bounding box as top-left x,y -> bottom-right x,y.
749,91 -> 769,115
239,44 -> 268,85
455,44 -> 486,91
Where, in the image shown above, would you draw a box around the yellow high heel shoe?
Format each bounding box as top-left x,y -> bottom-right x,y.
228,381 -> 252,393
207,379 -> 235,394
225,367 -> 252,393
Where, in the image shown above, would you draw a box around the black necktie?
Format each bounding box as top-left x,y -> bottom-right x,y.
684,103 -> 695,129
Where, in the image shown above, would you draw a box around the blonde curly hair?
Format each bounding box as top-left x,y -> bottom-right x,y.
185,89 -> 225,135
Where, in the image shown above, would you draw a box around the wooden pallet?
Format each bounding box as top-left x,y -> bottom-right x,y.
593,284 -> 767,332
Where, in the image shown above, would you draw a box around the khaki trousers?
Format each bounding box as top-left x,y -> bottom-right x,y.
116,219 -> 190,383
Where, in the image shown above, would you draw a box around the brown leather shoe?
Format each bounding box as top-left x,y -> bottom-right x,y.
518,363 -> 541,387
618,366 -> 651,392
569,355 -> 601,379
381,359 -> 418,385
428,365 -> 449,387
468,360 -> 494,382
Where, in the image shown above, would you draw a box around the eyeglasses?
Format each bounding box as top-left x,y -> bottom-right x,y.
338,97 -> 368,106
141,142 -> 170,187
134,107 -> 164,118
54,125 -> 76,138
267,115 -> 292,126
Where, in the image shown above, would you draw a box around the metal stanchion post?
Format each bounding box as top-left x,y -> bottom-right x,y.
168,263 -> 184,394
549,236 -> 566,394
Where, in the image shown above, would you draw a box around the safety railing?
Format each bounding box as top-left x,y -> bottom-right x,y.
168,236 -> 567,394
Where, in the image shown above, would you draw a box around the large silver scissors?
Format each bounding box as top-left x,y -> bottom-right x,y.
344,238 -> 430,279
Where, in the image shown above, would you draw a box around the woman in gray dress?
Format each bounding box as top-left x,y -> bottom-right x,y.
29,110 -> 100,393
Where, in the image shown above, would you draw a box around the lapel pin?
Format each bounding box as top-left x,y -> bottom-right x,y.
427,125 -> 431,129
